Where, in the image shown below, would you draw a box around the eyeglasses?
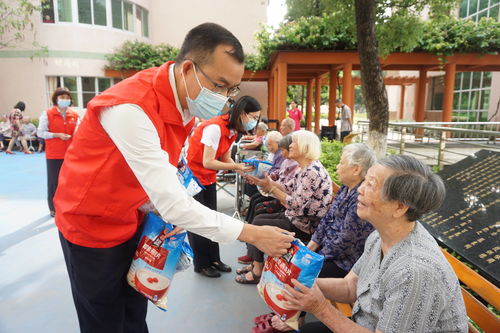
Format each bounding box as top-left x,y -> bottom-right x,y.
191,60 -> 241,97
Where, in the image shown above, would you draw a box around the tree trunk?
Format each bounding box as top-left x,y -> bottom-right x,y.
354,0 -> 389,158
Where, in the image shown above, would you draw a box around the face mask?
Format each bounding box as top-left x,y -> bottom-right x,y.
181,66 -> 228,120
242,118 -> 258,131
57,99 -> 71,108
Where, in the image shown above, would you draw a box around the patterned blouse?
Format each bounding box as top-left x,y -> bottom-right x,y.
284,160 -> 333,234
311,184 -> 374,272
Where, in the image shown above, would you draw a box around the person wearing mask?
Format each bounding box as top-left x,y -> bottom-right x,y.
186,96 -> 260,278
53,23 -> 293,333
37,88 -> 79,217
287,100 -> 302,131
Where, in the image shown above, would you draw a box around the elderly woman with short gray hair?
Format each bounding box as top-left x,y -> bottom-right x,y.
281,155 -> 468,333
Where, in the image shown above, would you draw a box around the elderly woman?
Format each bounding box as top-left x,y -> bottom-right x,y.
236,130 -> 333,284
281,155 -> 468,333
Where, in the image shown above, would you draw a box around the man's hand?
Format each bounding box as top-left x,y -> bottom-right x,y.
236,163 -> 254,173
238,224 -> 294,257
161,226 -> 185,239
282,279 -> 328,315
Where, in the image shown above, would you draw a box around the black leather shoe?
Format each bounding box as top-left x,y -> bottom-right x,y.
211,261 -> 232,273
195,266 -> 221,278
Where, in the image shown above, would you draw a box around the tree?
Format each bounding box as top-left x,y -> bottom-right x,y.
0,0 -> 41,49
285,0 -> 458,156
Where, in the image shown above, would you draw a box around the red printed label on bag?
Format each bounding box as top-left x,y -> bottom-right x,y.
135,236 -> 169,270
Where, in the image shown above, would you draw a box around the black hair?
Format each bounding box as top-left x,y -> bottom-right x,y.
228,96 -> 261,133
51,87 -> 73,106
14,101 -> 25,112
175,23 -> 244,66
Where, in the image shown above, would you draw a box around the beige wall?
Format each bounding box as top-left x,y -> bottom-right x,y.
238,82 -> 268,118
150,0 -> 268,53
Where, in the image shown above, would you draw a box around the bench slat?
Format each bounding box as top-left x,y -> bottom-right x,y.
461,288 -> 500,333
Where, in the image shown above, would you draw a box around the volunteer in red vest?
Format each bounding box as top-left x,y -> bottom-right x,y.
187,96 -> 260,278
53,23 -> 294,333
37,87 -> 79,217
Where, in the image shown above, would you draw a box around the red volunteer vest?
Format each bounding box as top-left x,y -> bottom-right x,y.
54,61 -> 194,248
44,106 -> 78,159
187,115 -> 237,186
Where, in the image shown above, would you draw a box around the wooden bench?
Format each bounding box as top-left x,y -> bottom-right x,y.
330,248 -> 500,332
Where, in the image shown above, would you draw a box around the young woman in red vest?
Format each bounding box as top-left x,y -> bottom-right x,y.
186,96 -> 260,277
37,87 -> 79,217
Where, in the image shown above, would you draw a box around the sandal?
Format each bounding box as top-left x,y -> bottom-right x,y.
235,270 -> 260,284
252,317 -> 277,333
254,312 -> 274,324
236,264 -> 253,275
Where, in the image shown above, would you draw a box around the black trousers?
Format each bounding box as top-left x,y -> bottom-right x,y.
187,183 -> 221,270
248,212 -> 311,263
245,193 -> 273,223
46,158 -> 64,212
59,231 -> 148,333
340,130 -> 351,142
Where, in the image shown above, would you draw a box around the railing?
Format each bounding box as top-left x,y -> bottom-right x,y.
357,121 -> 500,170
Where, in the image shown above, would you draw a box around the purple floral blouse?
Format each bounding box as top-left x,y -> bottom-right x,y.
284,160 -> 333,234
311,184 -> 374,272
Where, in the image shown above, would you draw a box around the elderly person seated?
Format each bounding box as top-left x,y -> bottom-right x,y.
279,118 -> 295,136
236,130 -> 333,284
281,155 -> 468,333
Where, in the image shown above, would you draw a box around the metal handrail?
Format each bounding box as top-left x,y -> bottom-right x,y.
356,121 -> 500,170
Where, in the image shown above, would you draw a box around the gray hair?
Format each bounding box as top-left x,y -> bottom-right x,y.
278,134 -> 293,150
343,143 -> 376,179
266,130 -> 282,143
281,118 -> 295,129
379,155 -> 446,222
257,122 -> 268,132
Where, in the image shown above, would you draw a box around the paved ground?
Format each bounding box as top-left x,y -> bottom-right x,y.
0,152 -> 272,333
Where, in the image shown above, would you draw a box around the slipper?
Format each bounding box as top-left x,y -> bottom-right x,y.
236,264 -> 253,275
235,270 -> 260,284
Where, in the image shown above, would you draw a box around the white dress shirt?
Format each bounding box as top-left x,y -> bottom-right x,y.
98,63 -> 243,244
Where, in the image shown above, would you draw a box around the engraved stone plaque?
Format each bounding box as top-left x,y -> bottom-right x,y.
420,150 -> 499,286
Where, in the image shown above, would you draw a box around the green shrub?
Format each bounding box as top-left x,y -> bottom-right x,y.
320,138 -> 345,184
105,41 -> 179,71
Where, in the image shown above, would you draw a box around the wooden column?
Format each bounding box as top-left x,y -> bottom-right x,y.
328,67 -> 337,126
315,77 -> 322,134
343,63 -> 353,124
267,77 -> 274,121
277,62 -> 288,125
414,68 -> 427,123
306,79 -> 313,131
399,85 -> 405,120
442,63 -> 456,122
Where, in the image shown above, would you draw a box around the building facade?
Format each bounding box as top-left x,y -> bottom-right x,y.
0,0 -> 268,119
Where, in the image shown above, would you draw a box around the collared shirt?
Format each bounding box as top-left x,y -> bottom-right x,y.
37,108 -> 80,139
351,222 -> 468,333
98,63 -> 243,244
311,184 -> 373,272
284,160 -> 333,233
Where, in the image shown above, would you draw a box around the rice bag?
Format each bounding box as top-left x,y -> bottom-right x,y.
257,239 -> 324,330
243,158 -> 273,179
127,212 -> 193,311
177,157 -> 204,196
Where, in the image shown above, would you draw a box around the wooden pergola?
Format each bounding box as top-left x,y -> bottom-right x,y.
242,51 -> 500,133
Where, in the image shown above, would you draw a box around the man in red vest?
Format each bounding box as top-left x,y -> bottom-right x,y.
54,23 -> 294,333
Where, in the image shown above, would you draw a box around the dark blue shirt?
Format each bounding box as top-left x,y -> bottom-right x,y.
311,183 -> 374,272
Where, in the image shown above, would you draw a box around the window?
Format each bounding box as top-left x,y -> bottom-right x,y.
42,0 -> 55,23
58,0 -> 73,22
41,0 -> 148,37
49,76 -> 115,109
459,0 -> 500,22
124,1 -> 134,32
111,0 -> 123,29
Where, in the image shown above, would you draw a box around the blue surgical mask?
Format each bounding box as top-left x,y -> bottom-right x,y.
57,99 -> 71,108
181,66 -> 228,120
243,118 -> 258,131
